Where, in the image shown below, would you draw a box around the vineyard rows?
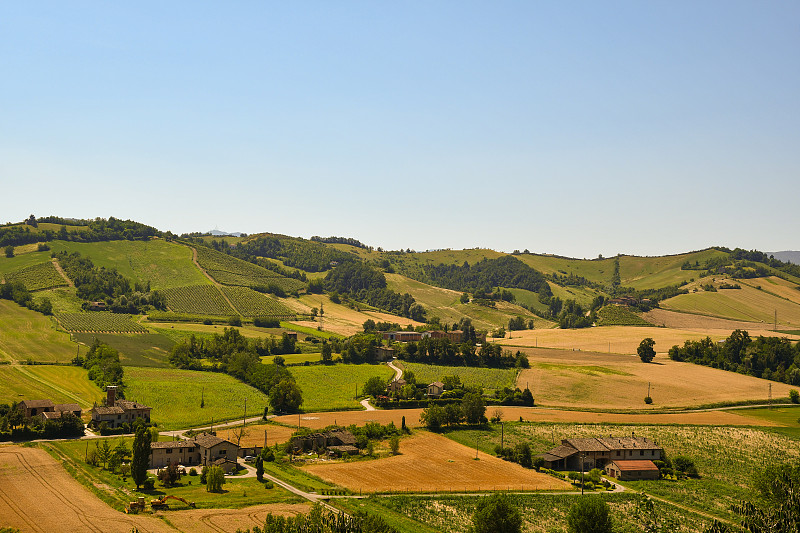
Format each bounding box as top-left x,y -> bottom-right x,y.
596,305 -> 653,326
56,313 -> 148,333
195,246 -> 305,292
161,285 -> 236,315
5,261 -> 68,291
221,286 -> 295,318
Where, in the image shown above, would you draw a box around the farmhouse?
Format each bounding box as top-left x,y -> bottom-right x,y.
605,459 -> 660,481
375,346 -> 395,362
89,386 -> 151,429
382,331 -> 422,342
291,428 -> 358,455
427,382 -> 444,398
387,379 -> 406,394
541,435 -> 662,471
18,400 -> 82,420
149,432 -> 240,469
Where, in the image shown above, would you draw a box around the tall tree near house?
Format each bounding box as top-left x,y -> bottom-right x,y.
132,424 -> 152,490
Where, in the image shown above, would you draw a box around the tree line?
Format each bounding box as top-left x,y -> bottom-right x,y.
325,262 -> 425,320
0,215 -> 161,247
669,329 -> 800,386
419,256 -> 552,297
398,337 -> 529,369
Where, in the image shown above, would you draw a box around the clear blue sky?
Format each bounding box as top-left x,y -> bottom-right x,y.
2,1 -> 798,257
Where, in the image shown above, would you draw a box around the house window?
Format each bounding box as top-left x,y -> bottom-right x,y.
640,450 -> 644,456
118,415 -> 121,420
616,451 -> 620,456
219,449 -> 226,455
166,449 -> 172,454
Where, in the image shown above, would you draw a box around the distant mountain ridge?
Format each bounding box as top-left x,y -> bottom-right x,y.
208,229 -> 244,237
769,251 -> 800,265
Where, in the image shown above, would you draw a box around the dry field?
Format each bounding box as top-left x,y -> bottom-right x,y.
0,445 -> 309,533
271,405 -> 773,432
284,293 -> 424,336
0,445 -> 173,533
216,423 -> 297,448
302,431 -> 570,493
516,348 -> 797,409
641,308 -> 779,333
739,276 -> 800,306
163,503 -> 311,533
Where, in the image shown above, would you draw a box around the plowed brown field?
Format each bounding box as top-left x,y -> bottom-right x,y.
302,431 -> 571,493
0,445 -> 309,533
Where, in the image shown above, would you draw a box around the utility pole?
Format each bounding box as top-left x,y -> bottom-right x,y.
647,382 -> 651,398
769,383 -> 773,410
501,423 -> 504,450
244,398 -> 247,428
580,452 -> 585,495
475,435 -> 481,460
775,310 -> 777,332
264,429 -> 267,448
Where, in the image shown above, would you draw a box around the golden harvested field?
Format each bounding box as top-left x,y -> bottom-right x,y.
217,423 -> 296,447
515,348 -> 797,409
284,293 -> 424,336
271,405 -> 771,430
162,503 -> 311,533
739,276 -> 800,306
497,326 -> 734,354
0,445 -> 173,533
302,431 -> 571,493
641,308 -> 773,332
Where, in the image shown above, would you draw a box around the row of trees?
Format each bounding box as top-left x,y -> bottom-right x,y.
0,216 -> 160,247
74,339 -> 124,393
420,392 -> 487,429
0,403 -> 84,441
668,330 -> 800,385
398,338 -> 529,369
420,256 -> 552,297
0,280 -> 53,315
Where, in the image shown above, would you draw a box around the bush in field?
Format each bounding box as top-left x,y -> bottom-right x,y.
790,389 -> 799,404
389,435 -> 400,455
644,396 -> 653,404
567,496 -> 613,533
472,493 -> 522,533
363,375 -> 387,398
638,338 -> 656,363
672,456 -> 698,477
206,465 -> 225,492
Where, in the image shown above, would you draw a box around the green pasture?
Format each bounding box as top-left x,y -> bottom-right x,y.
516,254 -> 614,285
618,248 -> 727,290
45,439 -> 302,512
0,365 -> 102,408
73,332 -> 174,367
289,364 -> 395,412
49,239 -> 209,290
0,299 -> 80,363
123,367 -> 270,430
31,288 -> 85,313
400,362 -> 517,391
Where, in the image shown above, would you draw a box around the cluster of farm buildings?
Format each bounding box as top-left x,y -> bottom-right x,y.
542,435 -> 663,480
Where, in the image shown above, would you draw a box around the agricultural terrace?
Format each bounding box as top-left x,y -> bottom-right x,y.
162,284 -> 236,315
350,492 -> 708,533
595,305 -> 652,326
0,299 -> 80,363
4,260 -> 68,291
400,362 -> 517,392
195,245 -> 305,292
49,239 -> 209,290
73,332 -> 174,367
123,367 -> 269,430
41,441 -> 304,515
385,273 -> 549,331
221,285 -> 295,317
662,278 -> 800,327
449,421 -> 800,524
55,312 -> 149,333
0,365 -> 102,408
271,405 -> 771,432
303,431 -> 570,493
515,348 -> 796,409
289,363 -> 395,412
286,293 -> 423,337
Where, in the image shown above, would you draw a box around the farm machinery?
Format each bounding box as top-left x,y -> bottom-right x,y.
125,497 -> 146,514
150,494 -> 196,510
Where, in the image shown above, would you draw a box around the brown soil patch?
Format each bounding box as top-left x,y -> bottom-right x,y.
217,423 -> 296,447
0,445 -> 174,533
166,503 -> 310,533
516,348 -> 797,409
302,431 -> 570,493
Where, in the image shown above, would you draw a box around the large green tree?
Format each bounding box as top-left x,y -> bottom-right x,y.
269,379 -> 303,413
461,392 -> 486,424
638,338 -> 656,363
131,424 -> 151,490
472,493 -> 522,533
567,496 -> 613,533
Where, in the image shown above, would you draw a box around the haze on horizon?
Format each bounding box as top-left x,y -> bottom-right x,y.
2,2 -> 798,258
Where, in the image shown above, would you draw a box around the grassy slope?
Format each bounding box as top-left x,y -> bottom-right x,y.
49,239 -> 209,290
618,248 -> 728,290
0,249 -> 55,276
0,365 -> 103,407
73,332 -> 174,367
0,300 -> 80,363
123,367 -> 269,429
401,362 -> 517,391
289,363 -> 395,412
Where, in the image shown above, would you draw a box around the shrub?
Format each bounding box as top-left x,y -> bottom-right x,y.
389,435 -> 400,455
228,316 -> 242,327
644,396 -> 653,404
790,389 -> 799,404
567,496 -> 613,533
189,468 -> 197,476
203,319 -> 213,325
142,478 -> 155,490
472,493 -> 522,533
200,465 -> 209,484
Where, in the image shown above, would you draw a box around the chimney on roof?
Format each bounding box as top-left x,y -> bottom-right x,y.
106,386 -> 117,407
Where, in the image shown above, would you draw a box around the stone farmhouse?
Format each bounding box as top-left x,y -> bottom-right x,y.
427,381 -> 444,398
150,433 -> 240,472
387,378 -> 406,395
89,386 -> 151,429
291,428 -> 358,456
541,435 -> 662,480
18,399 -> 83,420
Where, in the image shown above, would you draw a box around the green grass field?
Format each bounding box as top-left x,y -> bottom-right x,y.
49,239 -> 210,290
0,248 -> 56,276
4,261 -> 68,291
0,300 -> 81,363
55,312 -> 149,333
401,362 -> 517,391
0,365 -> 102,408
45,438 -> 302,512
123,367 -> 270,430
73,332 -> 174,367
289,364 -> 395,412
162,284 -> 237,315
31,287 -> 85,313
446,421 -> 800,525
596,305 -> 653,326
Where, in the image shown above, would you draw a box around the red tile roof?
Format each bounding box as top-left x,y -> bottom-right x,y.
610,460 -> 659,471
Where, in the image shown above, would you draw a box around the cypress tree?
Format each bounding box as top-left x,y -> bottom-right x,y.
132,424 -> 151,490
